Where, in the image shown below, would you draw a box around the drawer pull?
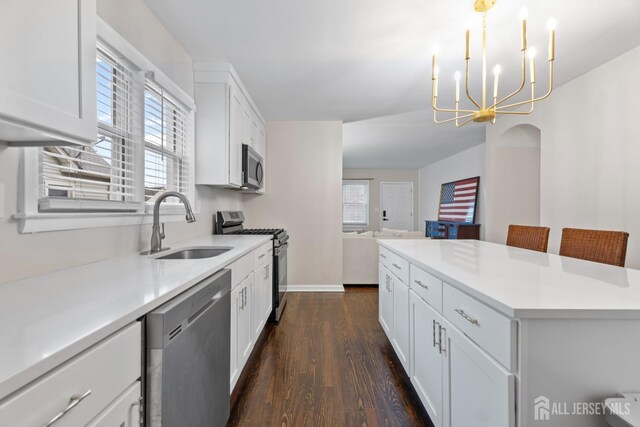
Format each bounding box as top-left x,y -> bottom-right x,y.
455,308 -> 479,326
392,263 -> 401,270
258,253 -> 266,259
414,280 -> 428,290
380,253 -> 387,259
44,389 -> 92,427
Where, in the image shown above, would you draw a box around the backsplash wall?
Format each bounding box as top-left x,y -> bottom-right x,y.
0,0 -> 242,284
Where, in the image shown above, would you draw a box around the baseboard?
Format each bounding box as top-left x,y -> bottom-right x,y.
287,284 -> 345,292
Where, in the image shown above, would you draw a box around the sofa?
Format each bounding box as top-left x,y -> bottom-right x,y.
343,229 -> 427,285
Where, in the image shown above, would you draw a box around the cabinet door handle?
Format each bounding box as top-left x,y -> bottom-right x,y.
414,280 -> 428,290
432,320 -> 437,348
439,326 -> 446,355
44,389 -> 92,427
455,308 -> 479,326
392,263 -> 401,270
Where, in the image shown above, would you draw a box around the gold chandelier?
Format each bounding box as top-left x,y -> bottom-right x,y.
432,0 -> 556,126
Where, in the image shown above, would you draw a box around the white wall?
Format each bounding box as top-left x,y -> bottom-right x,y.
243,121 -> 343,288
0,0 -> 242,284
418,144 -> 486,238
485,45 -> 640,267
342,168 -> 420,232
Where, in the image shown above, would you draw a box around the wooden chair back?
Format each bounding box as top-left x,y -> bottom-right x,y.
559,228 -> 629,267
506,225 -> 551,253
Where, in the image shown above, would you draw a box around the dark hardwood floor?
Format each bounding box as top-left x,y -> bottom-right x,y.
228,286 -> 433,427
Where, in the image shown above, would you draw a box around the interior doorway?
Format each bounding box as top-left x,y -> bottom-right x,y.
381,182 -> 413,231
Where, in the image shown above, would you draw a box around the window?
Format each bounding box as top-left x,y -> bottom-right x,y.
343,180 -> 369,225
143,80 -> 192,207
20,23 -> 198,233
38,44 -> 143,212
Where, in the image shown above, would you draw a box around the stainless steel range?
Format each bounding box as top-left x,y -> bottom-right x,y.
215,211 -> 288,322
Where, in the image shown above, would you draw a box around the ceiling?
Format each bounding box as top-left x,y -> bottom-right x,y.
145,0 -> 640,168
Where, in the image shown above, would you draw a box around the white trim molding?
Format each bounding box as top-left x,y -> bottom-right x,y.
287,285 -> 345,293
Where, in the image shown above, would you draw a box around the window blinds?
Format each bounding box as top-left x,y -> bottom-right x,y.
143,80 -> 193,206
343,181 -> 369,224
39,44 -> 143,212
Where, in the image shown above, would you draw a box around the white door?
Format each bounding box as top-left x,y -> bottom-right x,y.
410,291 -> 444,427
86,382 -> 141,427
442,319 -> 515,427
238,274 -> 255,365
381,183 -> 413,231
378,265 -> 394,340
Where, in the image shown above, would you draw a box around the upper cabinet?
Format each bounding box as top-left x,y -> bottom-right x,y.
0,0 -> 96,146
194,63 -> 266,193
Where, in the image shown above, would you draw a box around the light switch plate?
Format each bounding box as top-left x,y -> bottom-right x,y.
0,183 -> 4,218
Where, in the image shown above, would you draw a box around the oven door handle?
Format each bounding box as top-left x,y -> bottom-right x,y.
275,243 -> 288,256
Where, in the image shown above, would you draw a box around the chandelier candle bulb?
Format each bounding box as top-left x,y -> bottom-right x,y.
465,28 -> 470,59
493,65 -> 501,98
432,54 -> 438,79
547,18 -> 556,61
519,9 -> 528,51
528,48 -> 537,83
455,71 -> 461,102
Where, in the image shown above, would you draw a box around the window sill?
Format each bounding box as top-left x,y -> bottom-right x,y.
14,211 -> 195,234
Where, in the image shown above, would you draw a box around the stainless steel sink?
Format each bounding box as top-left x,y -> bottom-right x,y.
156,246 -> 232,260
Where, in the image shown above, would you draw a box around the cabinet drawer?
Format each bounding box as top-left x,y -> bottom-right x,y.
443,284 -> 515,370
86,381 -> 141,427
0,323 -> 141,427
254,241 -> 272,266
409,264 -> 443,312
230,252 -> 254,289
379,246 -> 409,284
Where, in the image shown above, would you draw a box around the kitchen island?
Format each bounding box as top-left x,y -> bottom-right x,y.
378,238 -> 640,427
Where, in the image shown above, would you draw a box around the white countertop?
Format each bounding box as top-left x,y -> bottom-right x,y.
379,239 -> 640,319
0,234 -> 271,401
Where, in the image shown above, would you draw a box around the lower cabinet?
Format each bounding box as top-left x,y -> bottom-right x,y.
441,318 -> 515,427
229,242 -> 273,394
87,382 -> 141,427
392,275 -> 410,372
0,323 -> 141,427
410,291 -> 444,427
378,265 -> 394,339
381,246 -> 516,427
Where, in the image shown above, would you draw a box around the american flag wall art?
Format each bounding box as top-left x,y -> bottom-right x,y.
437,177 -> 479,223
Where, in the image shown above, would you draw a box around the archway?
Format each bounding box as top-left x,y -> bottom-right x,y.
487,124 -> 541,244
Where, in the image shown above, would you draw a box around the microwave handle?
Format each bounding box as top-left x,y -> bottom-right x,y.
256,162 -> 264,186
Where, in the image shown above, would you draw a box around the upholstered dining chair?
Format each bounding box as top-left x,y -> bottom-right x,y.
506,225 -> 551,253
559,228 -> 629,267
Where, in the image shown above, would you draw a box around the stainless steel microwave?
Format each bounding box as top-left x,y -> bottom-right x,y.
242,144 -> 264,190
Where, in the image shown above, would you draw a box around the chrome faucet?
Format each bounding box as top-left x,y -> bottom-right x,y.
143,191 -> 196,255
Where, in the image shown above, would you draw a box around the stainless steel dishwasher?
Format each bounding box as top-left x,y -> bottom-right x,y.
146,269 -> 231,427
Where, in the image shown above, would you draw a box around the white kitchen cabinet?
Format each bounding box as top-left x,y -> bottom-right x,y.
0,0 -> 96,146
441,318 -> 515,427
86,382 -> 141,427
410,291 -> 444,427
229,83 -> 244,187
194,63 -> 266,190
0,323 -> 141,427
230,284 -> 242,392
392,273 -> 410,372
237,273 -> 254,370
378,265 -> 394,339
253,252 -> 273,339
